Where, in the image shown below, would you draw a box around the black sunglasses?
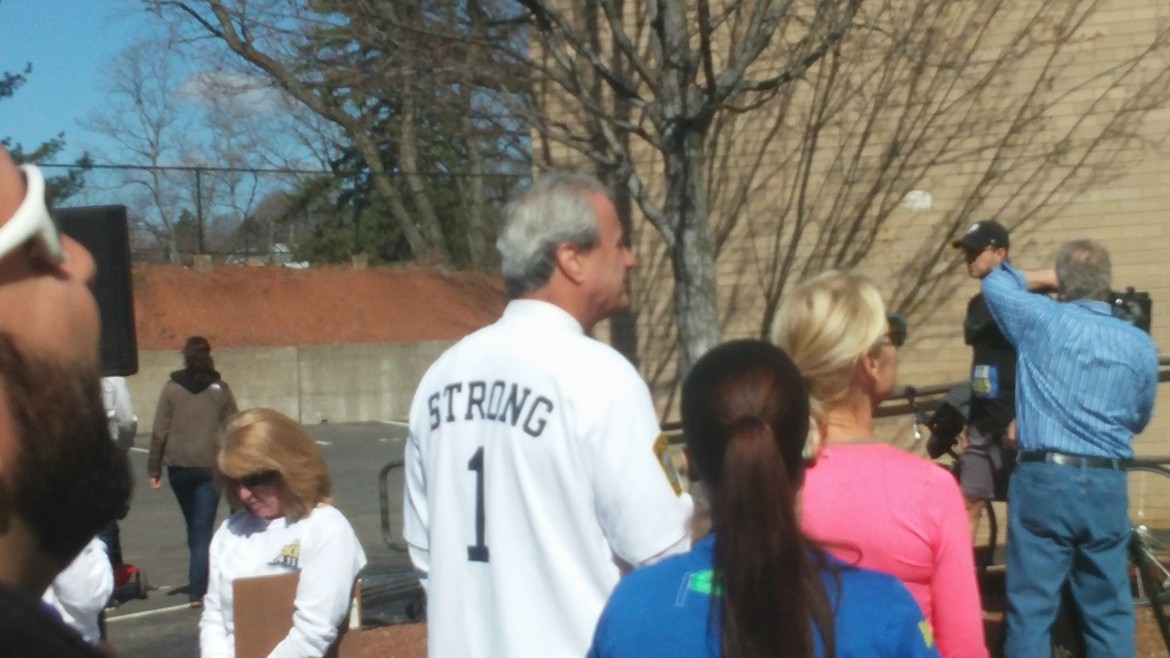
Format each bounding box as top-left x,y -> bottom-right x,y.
230,470 -> 281,489
887,313 -> 909,348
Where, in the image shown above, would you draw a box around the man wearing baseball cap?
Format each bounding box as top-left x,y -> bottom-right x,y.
952,220 -> 1017,543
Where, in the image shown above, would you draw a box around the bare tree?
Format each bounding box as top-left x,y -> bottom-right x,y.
194,76 -> 272,249
476,0 -> 1170,382
140,0 -> 1170,388
146,0 -> 527,268
84,35 -> 328,261
497,0 -> 864,372
84,38 -> 194,262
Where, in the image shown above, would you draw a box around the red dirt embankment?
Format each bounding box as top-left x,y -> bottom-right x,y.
131,263 -> 507,351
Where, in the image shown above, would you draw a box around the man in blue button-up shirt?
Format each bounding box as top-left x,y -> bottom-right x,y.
982,239 -> 1158,657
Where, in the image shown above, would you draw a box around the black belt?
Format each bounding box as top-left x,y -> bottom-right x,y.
1018,450 -> 1127,470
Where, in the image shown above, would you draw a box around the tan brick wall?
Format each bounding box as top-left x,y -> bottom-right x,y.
548,0 -> 1170,455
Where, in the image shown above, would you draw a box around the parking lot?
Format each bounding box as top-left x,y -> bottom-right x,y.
104,421 -> 418,658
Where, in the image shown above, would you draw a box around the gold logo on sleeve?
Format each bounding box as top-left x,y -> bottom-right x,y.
652,433 -> 684,497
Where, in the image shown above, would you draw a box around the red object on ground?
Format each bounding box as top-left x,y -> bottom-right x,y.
113,564 -> 138,587
112,561 -> 137,585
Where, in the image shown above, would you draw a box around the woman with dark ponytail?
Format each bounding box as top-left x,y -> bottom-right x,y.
148,336 -> 239,607
588,340 -> 938,658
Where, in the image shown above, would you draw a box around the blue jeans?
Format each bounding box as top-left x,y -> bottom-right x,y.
1004,460 -> 1133,657
168,466 -> 220,601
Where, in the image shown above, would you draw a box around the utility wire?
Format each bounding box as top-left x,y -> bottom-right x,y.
36,161 -> 528,178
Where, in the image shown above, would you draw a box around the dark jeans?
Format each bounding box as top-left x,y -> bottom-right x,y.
168,466 -> 220,601
97,521 -> 123,567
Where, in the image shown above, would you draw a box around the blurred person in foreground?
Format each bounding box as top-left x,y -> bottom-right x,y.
200,408 -> 366,658
148,335 -> 238,606
404,171 -> 692,657
981,240 -> 1157,657
0,146 -> 132,655
774,270 -> 988,658
589,339 -> 938,657
42,378 -> 138,647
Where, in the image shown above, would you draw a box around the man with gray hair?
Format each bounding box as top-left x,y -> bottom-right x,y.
404,172 -> 692,657
981,239 -> 1158,657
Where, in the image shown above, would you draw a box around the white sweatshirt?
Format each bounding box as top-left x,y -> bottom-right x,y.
199,505 -> 367,658
42,537 -> 114,645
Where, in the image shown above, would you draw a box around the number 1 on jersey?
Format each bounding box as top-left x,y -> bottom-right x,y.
467,446 -> 490,562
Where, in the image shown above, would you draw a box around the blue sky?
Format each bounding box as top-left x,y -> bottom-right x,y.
0,1 -> 156,162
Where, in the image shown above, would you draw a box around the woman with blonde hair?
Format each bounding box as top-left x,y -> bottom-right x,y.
774,271 -> 987,658
199,408 -> 366,658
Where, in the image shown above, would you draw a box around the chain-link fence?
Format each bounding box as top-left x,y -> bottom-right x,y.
45,162 -> 326,265
44,162 -> 524,269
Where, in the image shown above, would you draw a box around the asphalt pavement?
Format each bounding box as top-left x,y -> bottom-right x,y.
103,421 -> 418,658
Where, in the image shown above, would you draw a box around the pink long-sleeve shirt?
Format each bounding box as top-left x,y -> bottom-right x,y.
801,443 -> 988,658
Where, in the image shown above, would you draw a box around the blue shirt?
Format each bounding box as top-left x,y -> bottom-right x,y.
588,535 -> 939,658
981,263 -> 1158,459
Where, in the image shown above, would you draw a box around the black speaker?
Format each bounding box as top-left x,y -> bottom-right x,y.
57,205 -> 138,376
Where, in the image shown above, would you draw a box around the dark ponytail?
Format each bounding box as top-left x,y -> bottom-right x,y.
682,340 -> 835,658
182,336 -> 217,389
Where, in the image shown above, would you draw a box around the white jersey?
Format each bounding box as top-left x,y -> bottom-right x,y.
404,299 -> 692,658
199,505 -> 367,658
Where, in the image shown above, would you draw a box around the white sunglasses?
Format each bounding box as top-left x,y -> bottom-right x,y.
0,164 -> 65,266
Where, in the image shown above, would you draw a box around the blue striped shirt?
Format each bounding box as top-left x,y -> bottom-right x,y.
981,263 -> 1158,459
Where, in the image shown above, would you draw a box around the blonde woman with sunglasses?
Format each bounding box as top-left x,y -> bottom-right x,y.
774,271 -> 988,658
199,409 -> 366,658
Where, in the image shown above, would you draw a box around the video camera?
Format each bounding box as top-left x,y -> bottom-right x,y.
925,384 -> 970,459
1110,287 -> 1151,334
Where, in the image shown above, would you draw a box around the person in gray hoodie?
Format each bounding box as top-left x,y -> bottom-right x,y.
149,336 -> 238,606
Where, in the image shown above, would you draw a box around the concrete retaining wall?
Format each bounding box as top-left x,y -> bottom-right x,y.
126,341 -> 456,434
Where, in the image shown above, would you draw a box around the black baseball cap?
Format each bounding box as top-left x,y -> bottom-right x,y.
952,220 -> 1009,251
